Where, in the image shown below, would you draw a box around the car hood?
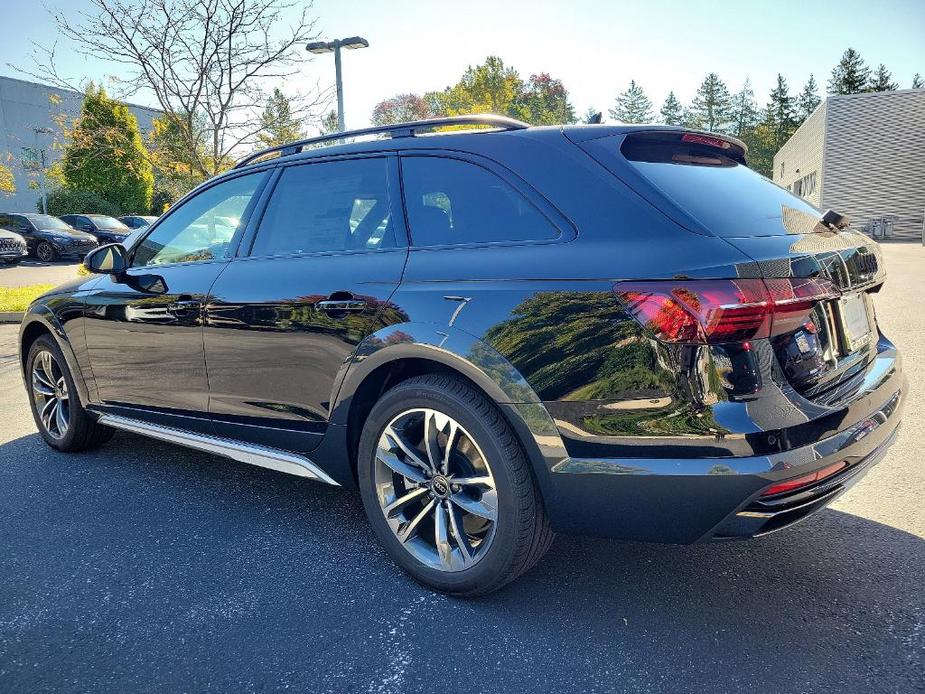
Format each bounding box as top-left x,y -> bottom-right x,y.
0,228 -> 25,241
36,228 -> 98,241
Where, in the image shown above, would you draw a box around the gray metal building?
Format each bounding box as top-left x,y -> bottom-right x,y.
774,89 -> 925,241
0,75 -> 161,213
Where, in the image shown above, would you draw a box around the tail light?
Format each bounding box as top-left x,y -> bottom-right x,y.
760,461 -> 847,497
614,278 -> 838,345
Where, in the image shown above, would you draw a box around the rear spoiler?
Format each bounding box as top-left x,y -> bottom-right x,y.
620,130 -> 748,166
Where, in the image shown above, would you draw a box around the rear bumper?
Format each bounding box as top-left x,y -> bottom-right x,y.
543,365 -> 906,544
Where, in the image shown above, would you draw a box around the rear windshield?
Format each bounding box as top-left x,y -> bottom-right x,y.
620,133 -> 824,237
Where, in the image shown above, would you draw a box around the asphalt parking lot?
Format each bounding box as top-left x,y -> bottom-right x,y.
0,259 -> 81,288
0,244 -> 922,693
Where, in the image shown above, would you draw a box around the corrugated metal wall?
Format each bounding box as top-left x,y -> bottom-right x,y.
823,90 -> 925,241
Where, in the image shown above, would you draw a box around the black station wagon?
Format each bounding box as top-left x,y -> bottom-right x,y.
19,115 -> 905,595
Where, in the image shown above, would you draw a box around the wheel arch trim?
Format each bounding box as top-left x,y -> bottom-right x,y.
19,310 -> 92,408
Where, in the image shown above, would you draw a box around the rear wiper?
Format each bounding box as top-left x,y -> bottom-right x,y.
820,209 -> 850,230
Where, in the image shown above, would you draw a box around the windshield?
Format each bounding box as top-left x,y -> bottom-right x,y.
27,215 -> 74,231
89,216 -> 131,232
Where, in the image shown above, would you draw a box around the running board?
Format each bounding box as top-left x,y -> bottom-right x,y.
97,414 -> 339,486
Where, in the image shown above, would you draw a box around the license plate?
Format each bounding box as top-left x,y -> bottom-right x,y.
838,293 -> 872,352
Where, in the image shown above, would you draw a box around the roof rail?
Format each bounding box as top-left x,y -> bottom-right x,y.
234,114 -> 530,169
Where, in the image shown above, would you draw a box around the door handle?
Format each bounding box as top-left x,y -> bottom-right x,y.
316,299 -> 367,313
167,298 -> 202,317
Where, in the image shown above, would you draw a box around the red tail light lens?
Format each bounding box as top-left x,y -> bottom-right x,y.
614,278 -> 838,344
760,461 -> 848,497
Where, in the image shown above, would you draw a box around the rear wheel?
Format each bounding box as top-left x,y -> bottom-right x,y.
35,241 -> 56,262
358,374 -> 553,596
26,335 -> 114,451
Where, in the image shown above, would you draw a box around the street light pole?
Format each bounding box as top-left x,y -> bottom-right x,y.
306,36 -> 369,132
333,43 -> 345,132
33,127 -> 53,215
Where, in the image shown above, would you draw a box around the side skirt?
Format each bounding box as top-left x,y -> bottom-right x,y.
97,413 -> 340,486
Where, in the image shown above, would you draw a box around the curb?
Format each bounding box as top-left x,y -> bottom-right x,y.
0,312 -> 24,323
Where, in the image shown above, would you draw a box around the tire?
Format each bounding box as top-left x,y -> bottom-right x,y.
35,241 -> 57,262
25,335 -> 114,452
358,374 -> 553,596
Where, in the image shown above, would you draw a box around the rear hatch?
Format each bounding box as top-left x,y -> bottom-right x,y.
570,129 -> 887,404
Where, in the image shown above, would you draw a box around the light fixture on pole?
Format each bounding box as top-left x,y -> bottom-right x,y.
306,36 -> 369,132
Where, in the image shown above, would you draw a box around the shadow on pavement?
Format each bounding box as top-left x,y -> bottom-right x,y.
0,430 -> 922,693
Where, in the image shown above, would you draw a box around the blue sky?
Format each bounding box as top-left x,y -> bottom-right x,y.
2,0 -> 923,130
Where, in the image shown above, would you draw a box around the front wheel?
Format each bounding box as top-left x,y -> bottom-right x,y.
35,241 -> 57,262
358,374 -> 553,596
26,335 -> 114,451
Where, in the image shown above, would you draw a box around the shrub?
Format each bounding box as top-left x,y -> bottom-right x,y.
43,188 -> 121,217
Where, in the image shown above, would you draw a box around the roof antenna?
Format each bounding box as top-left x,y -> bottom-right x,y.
587,112 -> 603,124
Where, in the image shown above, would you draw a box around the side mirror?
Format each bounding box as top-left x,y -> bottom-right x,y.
83,243 -> 128,275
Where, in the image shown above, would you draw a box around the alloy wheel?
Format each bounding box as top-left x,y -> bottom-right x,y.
374,408 -> 498,572
31,350 -> 69,439
36,242 -> 55,262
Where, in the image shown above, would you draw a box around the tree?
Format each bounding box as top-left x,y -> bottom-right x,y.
659,91 -> 683,126
148,113 -> 207,210
518,73 -> 576,125
319,110 -> 339,135
828,48 -> 870,94
44,188 -> 120,216
729,78 -> 759,137
0,158 -> 14,196
258,88 -> 305,148
33,0 -> 325,177
372,94 -> 433,126
796,74 -> 821,121
419,57 -> 575,125
582,107 -> 602,124
766,74 -> 797,148
426,56 -> 524,118
913,73 -> 924,89
868,64 -> 898,92
687,73 -> 731,132
609,80 -> 653,123
62,83 -> 153,213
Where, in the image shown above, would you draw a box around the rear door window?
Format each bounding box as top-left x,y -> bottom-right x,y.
250,157 -> 395,257
400,156 -> 559,247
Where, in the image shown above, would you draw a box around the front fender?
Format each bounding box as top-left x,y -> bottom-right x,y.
328,322 -> 570,509
19,301 -> 95,408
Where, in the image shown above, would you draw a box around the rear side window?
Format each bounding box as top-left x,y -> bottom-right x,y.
615,132 -> 825,238
401,156 -> 558,247
250,158 -> 395,257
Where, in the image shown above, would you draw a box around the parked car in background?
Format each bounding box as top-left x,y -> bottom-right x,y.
18,116 -> 906,596
118,215 -> 158,230
0,227 -> 29,264
0,213 -> 98,262
59,214 -> 132,245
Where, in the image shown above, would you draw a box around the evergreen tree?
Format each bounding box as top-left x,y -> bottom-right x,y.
62,83 -> 153,214
912,73 -> 924,89
828,48 -> 870,94
609,80 -> 653,123
319,111 -> 339,135
659,91 -> 684,126
729,78 -> 759,137
582,107 -> 602,124
796,74 -> 821,121
868,64 -> 898,92
257,88 -> 305,148
766,74 -> 797,146
687,73 -> 732,132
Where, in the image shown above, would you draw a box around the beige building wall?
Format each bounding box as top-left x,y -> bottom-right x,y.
773,101 -> 826,209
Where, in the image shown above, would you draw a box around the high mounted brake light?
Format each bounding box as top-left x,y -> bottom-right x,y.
614,278 -> 839,345
680,133 -> 732,149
